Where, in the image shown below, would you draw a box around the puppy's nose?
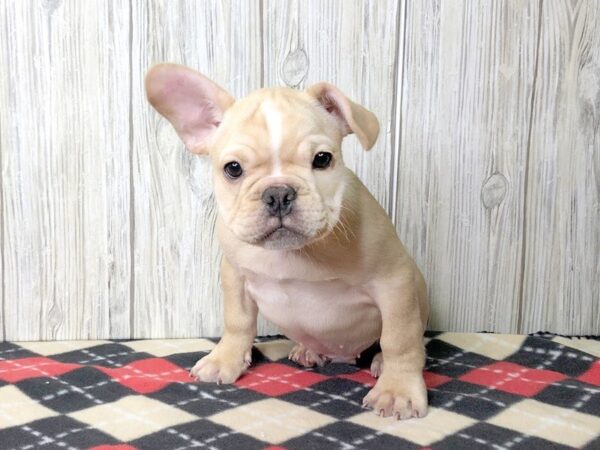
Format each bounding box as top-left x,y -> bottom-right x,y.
262,185 -> 297,217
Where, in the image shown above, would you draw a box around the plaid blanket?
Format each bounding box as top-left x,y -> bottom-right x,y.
0,332 -> 598,449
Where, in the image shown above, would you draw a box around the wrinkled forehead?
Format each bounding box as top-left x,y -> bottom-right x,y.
211,88 -> 340,157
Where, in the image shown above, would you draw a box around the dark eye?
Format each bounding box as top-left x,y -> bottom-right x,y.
224,161 -> 243,179
312,152 -> 333,169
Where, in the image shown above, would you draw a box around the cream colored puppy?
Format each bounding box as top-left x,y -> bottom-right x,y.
145,64 -> 429,419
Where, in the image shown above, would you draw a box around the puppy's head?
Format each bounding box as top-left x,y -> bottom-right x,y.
146,64 -> 379,250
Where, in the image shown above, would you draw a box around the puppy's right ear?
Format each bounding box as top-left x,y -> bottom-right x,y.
145,64 -> 235,154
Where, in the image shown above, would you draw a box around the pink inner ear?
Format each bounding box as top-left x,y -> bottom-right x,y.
175,100 -> 221,150
317,92 -> 338,114
168,97 -> 221,152
146,65 -> 234,153
321,97 -> 337,114
180,100 -> 221,131
317,90 -> 352,134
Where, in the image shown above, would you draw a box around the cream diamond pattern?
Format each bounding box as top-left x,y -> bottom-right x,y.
254,339 -> 295,361
17,341 -> 110,356
68,395 -> 197,441
553,336 -> 600,358
208,398 -> 336,444
489,398 -> 600,448
437,332 -> 526,360
122,338 -> 215,357
348,407 -> 477,446
0,386 -> 58,429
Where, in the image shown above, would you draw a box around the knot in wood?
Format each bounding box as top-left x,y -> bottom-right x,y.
280,48 -> 309,88
41,0 -> 62,14
481,173 -> 508,209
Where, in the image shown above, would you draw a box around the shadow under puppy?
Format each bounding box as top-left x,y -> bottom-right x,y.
145,64 -> 429,419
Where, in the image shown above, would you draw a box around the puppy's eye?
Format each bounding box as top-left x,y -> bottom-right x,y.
224,161 -> 243,179
312,152 -> 333,170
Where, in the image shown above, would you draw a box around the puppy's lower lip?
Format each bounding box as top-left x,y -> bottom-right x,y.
258,224 -> 306,243
262,225 -> 295,240
263,225 -> 283,239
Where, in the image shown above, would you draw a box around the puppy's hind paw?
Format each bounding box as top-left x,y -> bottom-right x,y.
370,352 -> 383,378
288,344 -> 329,367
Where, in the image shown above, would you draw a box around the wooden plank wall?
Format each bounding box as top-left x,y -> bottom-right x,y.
520,1 -> 600,335
396,0 -> 539,333
0,0 -> 597,340
0,0 -> 132,340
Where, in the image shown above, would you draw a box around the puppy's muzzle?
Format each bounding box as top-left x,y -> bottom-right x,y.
262,185 -> 297,217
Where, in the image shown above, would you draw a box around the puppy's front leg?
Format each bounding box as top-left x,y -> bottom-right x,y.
363,269 -> 428,419
191,257 -> 257,384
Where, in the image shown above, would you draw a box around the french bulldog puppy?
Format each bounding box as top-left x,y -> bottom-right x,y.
145,64 -> 429,419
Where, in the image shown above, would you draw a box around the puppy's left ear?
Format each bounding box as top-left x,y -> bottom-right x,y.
307,83 -> 379,150
145,63 -> 235,154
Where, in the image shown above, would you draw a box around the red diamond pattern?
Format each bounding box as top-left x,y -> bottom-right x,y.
578,360 -> 600,387
96,358 -> 191,394
339,370 -> 451,389
235,363 -> 328,396
423,370 -> 452,388
459,361 -> 566,396
0,357 -> 80,383
339,369 -> 377,386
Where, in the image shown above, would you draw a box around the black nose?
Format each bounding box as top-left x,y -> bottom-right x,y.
262,185 -> 297,217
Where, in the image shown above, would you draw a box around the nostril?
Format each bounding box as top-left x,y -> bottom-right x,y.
282,190 -> 296,207
284,189 -> 296,203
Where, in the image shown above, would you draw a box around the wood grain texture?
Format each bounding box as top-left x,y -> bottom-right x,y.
0,1 -> 599,340
395,0 -> 540,332
0,0 -> 131,340
262,0 -> 400,210
520,0 -> 600,334
131,0 -> 279,338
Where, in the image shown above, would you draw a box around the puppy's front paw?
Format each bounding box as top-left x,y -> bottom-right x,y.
288,344 -> 329,367
190,347 -> 252,384
362,371 -> 428,419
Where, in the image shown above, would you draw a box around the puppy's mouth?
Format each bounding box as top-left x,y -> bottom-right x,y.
257,224 -> 308,250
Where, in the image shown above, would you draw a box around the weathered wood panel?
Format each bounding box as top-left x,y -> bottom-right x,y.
0,0 -> 131,340
521,0 -> 600,335
395,0 -> 540,332
0,0 -> 598,340
131,0 -> 277,338
262,0 -> 401,210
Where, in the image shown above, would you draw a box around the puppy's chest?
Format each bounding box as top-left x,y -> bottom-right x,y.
244,272 -> 381,357
245,274 -> 362,308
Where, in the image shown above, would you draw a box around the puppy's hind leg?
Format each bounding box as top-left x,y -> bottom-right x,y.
289,343 -> 329,367
370,352 -> 383,378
